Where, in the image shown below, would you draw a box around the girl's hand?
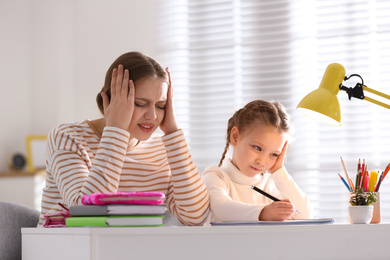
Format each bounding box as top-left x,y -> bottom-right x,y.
101,64 -> 134,131
268,141 -> 288,174
159,67 -> 179,135
258,199 -> 295,221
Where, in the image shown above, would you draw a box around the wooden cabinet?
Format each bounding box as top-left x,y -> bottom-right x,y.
0,170 -> 45,210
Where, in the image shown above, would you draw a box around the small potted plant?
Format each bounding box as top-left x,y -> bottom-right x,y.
349,188 -> 377,224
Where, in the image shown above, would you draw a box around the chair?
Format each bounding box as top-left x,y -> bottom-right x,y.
0,201 -> 40,260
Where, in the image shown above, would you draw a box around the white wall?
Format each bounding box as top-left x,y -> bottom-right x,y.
0,0 -> 159,171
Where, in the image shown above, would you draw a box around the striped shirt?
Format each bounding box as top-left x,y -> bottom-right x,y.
38,120 -> 209,226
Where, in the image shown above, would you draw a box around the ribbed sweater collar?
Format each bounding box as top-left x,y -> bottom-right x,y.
221,159 -> 261,186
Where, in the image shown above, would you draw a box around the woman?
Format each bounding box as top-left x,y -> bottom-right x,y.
38,52 -> 209,226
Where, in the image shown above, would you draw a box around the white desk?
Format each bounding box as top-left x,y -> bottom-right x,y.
22,224 -> 390,260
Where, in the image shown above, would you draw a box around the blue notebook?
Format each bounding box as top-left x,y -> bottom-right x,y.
211,218 -> 334,226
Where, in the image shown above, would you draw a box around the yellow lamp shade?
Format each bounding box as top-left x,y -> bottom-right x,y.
297,88 -> 341,126
297,63 -> 346,126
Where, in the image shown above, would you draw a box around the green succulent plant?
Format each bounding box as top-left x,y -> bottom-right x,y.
349,188 -> 377,206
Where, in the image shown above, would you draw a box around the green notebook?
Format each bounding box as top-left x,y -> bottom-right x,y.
66,215 -> 164,227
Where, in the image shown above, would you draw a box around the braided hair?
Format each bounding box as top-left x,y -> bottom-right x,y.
218,100 -> 294,167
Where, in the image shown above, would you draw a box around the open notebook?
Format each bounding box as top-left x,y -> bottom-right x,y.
211,218 -> 334,226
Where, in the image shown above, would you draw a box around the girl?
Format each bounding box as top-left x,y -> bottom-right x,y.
202,100 -> 312,223
38,52 -> 209,226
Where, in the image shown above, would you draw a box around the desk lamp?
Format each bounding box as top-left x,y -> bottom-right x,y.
296,63 -> 390,126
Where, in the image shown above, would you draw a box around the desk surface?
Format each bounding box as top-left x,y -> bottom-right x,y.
22,224 -> 390,260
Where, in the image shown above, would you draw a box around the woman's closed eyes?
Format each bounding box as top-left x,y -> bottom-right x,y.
135,102 -> 166,110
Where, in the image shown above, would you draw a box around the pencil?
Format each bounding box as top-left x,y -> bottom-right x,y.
251,185 -> 280,201
362,168 -> 367,191
251,185 -> 301,214
349,177 -> 355,192
58,202 -> 69,211
355,159 -> 361,190
375,163 -> 390,191
338,173 -> 351,191
357,158 -> 361,172
340,157 -> 352,191
364,169 -> 370,191
383,163 -> 390,179
359,159 -> 366,188
375,172 -> 384,192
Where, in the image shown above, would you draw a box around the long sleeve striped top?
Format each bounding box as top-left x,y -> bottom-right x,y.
38,120 -> 209,226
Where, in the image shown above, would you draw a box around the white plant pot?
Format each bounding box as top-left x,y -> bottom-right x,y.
349,205 -> 374,224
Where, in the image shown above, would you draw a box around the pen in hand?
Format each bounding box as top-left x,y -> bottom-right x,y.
251,185 -> 301,214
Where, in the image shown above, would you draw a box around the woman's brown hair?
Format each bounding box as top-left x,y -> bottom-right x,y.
218,100 -> 294,167
96,51 -> 168,114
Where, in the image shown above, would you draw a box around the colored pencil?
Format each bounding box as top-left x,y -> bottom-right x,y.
359,159 -> 366,189
338,173 -> 351,191
383,163 -> 390,179
355,159 -> 361,191
350,177 -> 355,191
364,169 -> 370,191
375,172 -> 384,192
340,157 -> 352,191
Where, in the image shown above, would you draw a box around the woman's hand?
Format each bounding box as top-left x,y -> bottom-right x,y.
268,141 -> 288,174
258,199 -> 295,221
159,67 -> 179,135
101,64 -> 134,131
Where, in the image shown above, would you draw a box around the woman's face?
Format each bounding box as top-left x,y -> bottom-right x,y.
128,77 -> 168,141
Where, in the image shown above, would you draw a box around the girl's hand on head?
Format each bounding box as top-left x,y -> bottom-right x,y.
258,199 -> 295,221
268,141 -> 288,174
101,64 -> 134,131
159,67 -> 179,135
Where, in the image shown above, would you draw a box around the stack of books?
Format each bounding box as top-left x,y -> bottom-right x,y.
65,191 -> 166,227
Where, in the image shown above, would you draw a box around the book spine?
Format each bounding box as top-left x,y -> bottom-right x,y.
69,205 -> 108,216
66,216 -> 108,227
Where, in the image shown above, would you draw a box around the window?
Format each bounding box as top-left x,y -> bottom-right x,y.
156,0 -> 390,223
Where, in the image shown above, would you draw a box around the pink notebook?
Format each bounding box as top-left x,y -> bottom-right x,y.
81,192 -> 165,205
43,210 -> 71,228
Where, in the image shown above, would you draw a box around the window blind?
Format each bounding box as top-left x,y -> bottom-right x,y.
156,0 -> 390,223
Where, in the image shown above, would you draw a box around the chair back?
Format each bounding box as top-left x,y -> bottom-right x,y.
0,201 -> 39,260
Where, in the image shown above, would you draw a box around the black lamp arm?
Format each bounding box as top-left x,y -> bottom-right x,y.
345,74 -> 364,85
339,74 -> 390,109
339,74 -> 365,100
339,83 -> 365,100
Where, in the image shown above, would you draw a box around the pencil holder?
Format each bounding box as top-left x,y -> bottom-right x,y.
371,192 -> 380,224
349,191 -> 380,224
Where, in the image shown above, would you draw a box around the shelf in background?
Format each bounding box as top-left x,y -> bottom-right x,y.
0,169 -> 45,177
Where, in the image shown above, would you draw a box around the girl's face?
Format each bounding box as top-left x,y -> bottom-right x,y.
230,124 -> 285,178
128,77 -> 168,141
